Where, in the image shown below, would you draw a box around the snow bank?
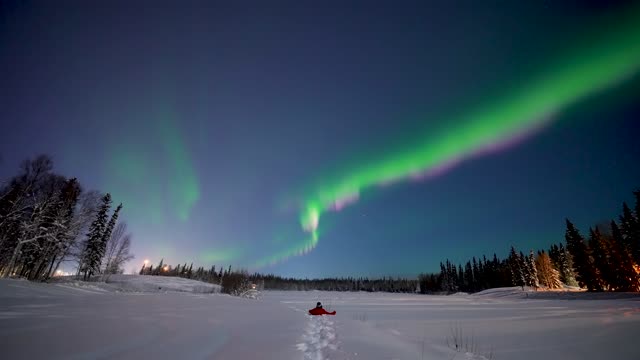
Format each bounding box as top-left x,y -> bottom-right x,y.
51,275 -> 221,294
473,286 -> 640,300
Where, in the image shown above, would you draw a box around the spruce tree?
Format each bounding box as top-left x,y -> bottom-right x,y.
472,257 -> 480,292
491,254 -> 500,288
588,228 -> 611,290
527,250 -> 539,289
80,193 -> 112,280
557,243 -> 577,286
156,259 -> 164,275
445,262 -> 454,293
548,244 -> 560,268
565,219 -> 602,291
476,258 -> 484,291
99,203 -> 122,273
610,221 -> 640,291
508,246 -> 525,289
210,265 -> 217,282
520,251 -> 530,286
439,262 -> 448,292
464,262 -> 473,292
535,251 -> 561,289
619,202 -> 639,263
630,192 -> 640,263
444,260 -> 456,293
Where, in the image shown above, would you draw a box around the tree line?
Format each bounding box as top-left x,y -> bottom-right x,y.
139,258 -> 420,293
249,274 -> 418,292
0,155 -> 134,281
139,259 -> 225,284
421,190 -> 640,293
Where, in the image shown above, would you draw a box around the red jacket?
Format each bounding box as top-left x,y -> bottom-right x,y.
309,307 -> 336,316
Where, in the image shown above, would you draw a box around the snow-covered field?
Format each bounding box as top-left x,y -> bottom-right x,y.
50,274 -> 222,294
1,277 -> 639,360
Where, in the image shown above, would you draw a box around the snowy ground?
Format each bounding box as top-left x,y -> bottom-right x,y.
277,289 -> 640,360
50,274 -> 222,294
1,278 -> 639,360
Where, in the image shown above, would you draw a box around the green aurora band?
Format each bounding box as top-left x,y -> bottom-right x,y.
201,248 -> 244,264
158,119 -> 200,222
262,8 -> 640,266
108,110 -> 200,224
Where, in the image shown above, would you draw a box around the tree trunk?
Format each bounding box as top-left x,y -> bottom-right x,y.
2,242 -> 22,277
31,248 -> 51,281
45,254 -> 58,280
52,243 -> 72,280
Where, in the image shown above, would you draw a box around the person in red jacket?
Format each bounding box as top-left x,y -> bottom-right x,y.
309,302 -> 336,315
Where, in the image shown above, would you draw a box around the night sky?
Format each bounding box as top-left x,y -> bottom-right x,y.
1,1 -> 639,278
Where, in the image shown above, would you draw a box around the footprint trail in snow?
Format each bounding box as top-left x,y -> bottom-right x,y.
297,315 -> 338,360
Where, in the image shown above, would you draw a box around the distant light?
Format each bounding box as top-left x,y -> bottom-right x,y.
54,270 -> 69,277
144,259 -> 149,265
163,266 -> 169,271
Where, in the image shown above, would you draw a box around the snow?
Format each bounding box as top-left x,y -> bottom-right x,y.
105,274 -> 221,293
1,279 -> 639,359
0,277 -> 299,359
297,315 -> 338,360
50,274 -> 222,294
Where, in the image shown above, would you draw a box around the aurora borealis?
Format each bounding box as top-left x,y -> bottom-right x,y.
107,108 -> 200,224
2,1 -> 640,277
293,6 -> 640,260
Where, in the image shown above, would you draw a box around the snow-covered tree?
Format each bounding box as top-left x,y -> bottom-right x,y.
49,190 -> 101,278
0,156 -> 55,277
29,178 -> 81,280
0,156 -> 117,281
79,193 -> 112,280
535,251 -> 561,289
526,250 -> 539,289
549,243 -> 577,287
3,173 -> 65,278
